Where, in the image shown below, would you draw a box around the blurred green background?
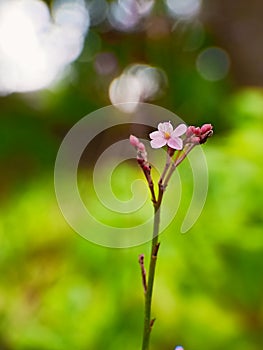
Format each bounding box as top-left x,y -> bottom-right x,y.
0,0 -> 263,349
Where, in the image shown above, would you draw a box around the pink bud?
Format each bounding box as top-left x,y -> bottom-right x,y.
129,134 -> 140,147
186,126 -> 201,136
201,123 -> 213,134
192,136 -> 201,144
194,127 -> 201,136
138,142 -> 146,152
186,126 -> 195,137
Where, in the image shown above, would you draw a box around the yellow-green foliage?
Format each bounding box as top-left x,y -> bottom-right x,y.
0,107 -> 262,350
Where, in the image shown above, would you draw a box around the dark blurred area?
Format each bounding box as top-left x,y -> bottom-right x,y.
0,1 -> 263,349
202,0 -> 263,86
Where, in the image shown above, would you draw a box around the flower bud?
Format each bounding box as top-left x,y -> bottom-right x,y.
194,127 -> 201,136
186,126 -> 201,136
138,142 -> 146,152
129,134 -> 140,147
186,126 -> 195,137
192,136 -> 201,144
199,129 -> 213,144
201,123 -> 213,134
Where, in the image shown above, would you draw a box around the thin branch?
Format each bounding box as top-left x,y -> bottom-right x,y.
158,151 -> 172,186
139,161 -> 157,204
141,190 -> 163,350
163,144 -> 196,188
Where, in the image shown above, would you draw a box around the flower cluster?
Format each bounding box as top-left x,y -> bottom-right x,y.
148,121 -> 213,149
185,123 -> 213,144
130,121 -> 213,199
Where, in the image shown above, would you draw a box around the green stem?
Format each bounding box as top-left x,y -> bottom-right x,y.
141,204 -> 161,350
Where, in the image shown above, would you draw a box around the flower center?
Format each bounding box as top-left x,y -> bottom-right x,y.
164,132 -> 170,139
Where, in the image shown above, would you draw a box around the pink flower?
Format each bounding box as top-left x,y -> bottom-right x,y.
149,122 -> 187,150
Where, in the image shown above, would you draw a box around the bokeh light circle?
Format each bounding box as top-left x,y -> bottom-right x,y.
54,103 -> 209,248
0,0 -> 89,94
196,46 -> 230,81
109,64 -> 167,112
166,0 -> 202,19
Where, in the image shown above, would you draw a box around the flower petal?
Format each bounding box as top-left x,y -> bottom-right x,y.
150,137 -> 167,148
158,122 -> 173,134
167,137 -> 183,150
149,130 -> 162,140
171,124 -> 187,137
